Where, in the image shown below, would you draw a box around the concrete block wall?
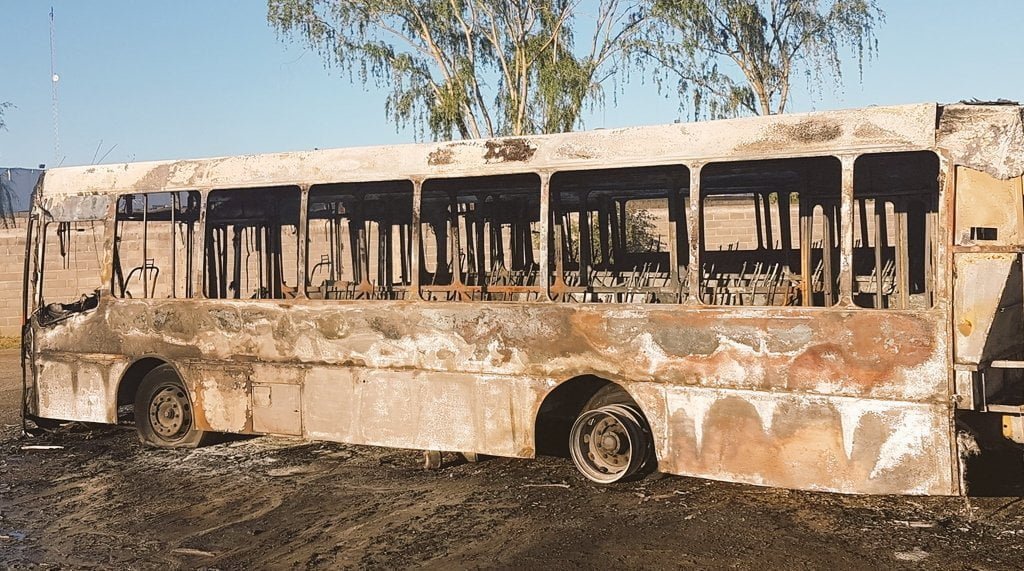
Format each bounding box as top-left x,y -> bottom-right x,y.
0,225 -> 27,335
0,217 -> 38,335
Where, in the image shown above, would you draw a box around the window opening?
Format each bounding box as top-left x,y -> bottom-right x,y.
113,191 -> 200,299
306,180 -> 413,300
700,157 -> 841,306
852,152 -> 938,309
204,186 -> 300,300
420,174 -> 542,301
550,165 -> 688,303
41,220 -> 104,307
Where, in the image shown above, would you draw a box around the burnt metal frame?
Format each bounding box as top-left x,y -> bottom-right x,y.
23,158 -> 960,496
156,153 -> 942,310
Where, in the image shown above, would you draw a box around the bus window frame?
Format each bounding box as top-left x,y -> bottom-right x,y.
111,190 -> 203,300
850,151 -> 942,311
696,155 -> 845,308
304,179 -> 417,301
418,172 -> 547,303
547,163 -> 691,304
201,184 -> 303,302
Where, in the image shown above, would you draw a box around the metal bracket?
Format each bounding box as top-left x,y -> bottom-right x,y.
1003,414 -> 1024,444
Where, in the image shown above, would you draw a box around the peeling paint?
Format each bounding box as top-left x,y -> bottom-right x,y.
483,138 -> 536,163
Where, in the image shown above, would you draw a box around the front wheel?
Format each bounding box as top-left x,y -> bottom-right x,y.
134,364 -> 210,448
569,403 -> 653,483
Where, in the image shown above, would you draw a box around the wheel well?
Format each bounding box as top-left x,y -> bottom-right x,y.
534,376 -> 634,457
116,357 -> 170,422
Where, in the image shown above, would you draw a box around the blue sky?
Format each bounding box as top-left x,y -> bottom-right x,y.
1,1 -> 1022,168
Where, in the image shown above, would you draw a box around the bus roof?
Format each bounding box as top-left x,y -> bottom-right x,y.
36,102 -> 1024,199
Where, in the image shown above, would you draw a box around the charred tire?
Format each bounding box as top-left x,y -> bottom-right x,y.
569,385 -> 654,483
584,383 -> 635,409
134,364 -> 209,448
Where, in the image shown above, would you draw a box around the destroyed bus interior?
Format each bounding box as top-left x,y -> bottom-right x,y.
113,191 -> 201,300
202,186 -> 300,300
307,180 -> 414,300
550,165 -> 685,303
697,151 -> 937,308
420,174 -> 542,301
55,152 -> 940,312
699,157 -> 842,307
852,152 -> 938,309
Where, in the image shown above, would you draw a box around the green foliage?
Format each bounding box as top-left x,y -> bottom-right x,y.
0,102 -> 12,131
267,0 -> 644,139
638,0 -> 883,119
566,205 -> 660,264
625,205 -> 658,252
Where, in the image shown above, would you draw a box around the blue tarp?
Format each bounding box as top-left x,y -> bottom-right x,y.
0,168 -> 41,227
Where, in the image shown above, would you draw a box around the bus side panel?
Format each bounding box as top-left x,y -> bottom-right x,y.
181,361 -> 252,434
542,306 -> 952,496
302,367 -> 538,458
953,253 -> 1023,366
34,352 -> 126,424
654,387 -> 953,495
951,167 -> 1024,368
72,300 -> 946,404
32,298 -> 952,494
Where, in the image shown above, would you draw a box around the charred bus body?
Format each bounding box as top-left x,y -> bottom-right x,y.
21,102 -> 1024,495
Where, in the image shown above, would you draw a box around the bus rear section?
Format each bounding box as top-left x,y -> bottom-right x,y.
951,164 -> 1024,487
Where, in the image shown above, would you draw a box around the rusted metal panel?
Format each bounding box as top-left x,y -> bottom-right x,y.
953,254 -> 1023,366
954,167 -> 1024,245
33,294 -> 950,494
938,104 -> 1024,180
252,383 -> 302,436
39,193 -> 113,222
38,104 -> 936,198
302,367 -> 359,442
39,299 -> 945,401
303,367 -> 536,457
655,388 -> 953,495
33,353 -> 125,423
178,361 -> 251,434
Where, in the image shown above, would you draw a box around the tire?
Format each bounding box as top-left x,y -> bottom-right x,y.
134,364 -> 209,448
584,383 -> 635,409
569,385 -> 655,483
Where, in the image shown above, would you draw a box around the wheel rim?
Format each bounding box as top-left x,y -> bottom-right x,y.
148,383 -> 193,442
569,404 -> 648,483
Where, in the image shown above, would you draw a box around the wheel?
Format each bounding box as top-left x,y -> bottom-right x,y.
461,452 -> 480,463
134,364 -> 209,448
584,383 -> 634,409
423,450 -> 443,470
569,402 -> 653,483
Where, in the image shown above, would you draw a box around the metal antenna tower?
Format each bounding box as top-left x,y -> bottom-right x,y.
49,6 -> 60,165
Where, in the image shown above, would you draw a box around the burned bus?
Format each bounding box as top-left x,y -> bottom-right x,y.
21,102 -> 1024,494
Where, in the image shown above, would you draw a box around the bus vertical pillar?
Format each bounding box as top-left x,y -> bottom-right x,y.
411,179 -> 423,300
297,184 -> 309,295
687,164 -> 702,304
838,156 -> 856,305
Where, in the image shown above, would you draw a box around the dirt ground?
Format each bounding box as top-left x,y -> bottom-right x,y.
1,350 -> 1023,569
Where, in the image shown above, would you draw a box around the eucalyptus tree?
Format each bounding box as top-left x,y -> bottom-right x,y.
0,102 -> 11,131
640,0 -> 884,118
268,0 -> 645,139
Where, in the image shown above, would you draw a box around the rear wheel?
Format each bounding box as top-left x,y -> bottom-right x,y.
134,364 -> 209,448
569,386 -> 653,483
423,450 -> 443,470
